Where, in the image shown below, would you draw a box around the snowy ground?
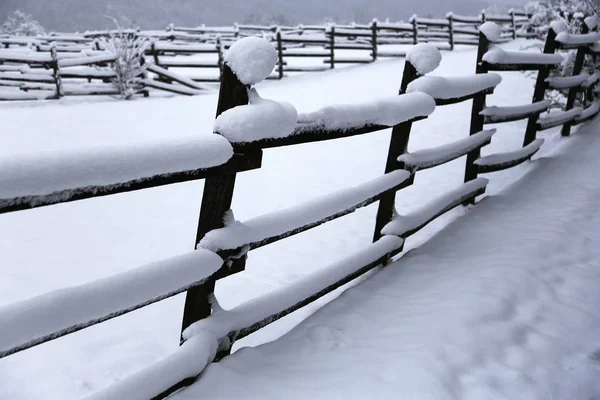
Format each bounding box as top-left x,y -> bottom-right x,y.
0,39 -> 593,399
173,113 -> 600,400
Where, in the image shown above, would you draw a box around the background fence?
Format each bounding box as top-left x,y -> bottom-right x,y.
1,14 -> 598,400
0,9 -> 532,101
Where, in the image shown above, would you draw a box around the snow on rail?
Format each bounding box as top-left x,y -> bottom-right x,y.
381,178 -> 489,237
555,32 -> 600,49
88,236 -> 403,400
199,170 -> 411,255
398,129 -> 495,172
296,92 -> 436,132
546,73 -> 590,90
0,135 -> 233,206
475,139 -> 544,173
537,108 -> 583,131
0,90 -> 54,101
214,89 -> 297,143
0,51 -> 52,63
0,249 -> 223,358
575,101 -> 600,125
406,74 -> 501,104
583,72 -> 600,88
482,47 -> 563,67
57,53 -> 118,68
481,100 -> 551,124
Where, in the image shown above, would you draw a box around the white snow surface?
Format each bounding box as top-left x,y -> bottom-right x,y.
479,22 -> 502,42
0,135 -> 233,201
406,44 -> 442,75
475,138 -> 544,168
481,100 -> 551,117
0,249 -> 223,357
483,47 -> 563,65
546,73 -> 590,89
297,92 -> 435,130
555,32 -> 600,46
381,178 -> 488,237
172,115 -> 600,400
213,88 -> 298,143
549,20 -> 568,34
397,129 -> 495,172
585,16 -> 598,30
224,37 -> 278,85
406,73 -> 501,100
199,170 -> 411,252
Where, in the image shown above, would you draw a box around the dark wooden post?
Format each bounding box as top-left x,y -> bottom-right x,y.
448,14 -> 455,51
180,64 -> 254,341
481,11 -> 487,23
523,27 -> 558,146
561,23 -> 589,137
276,29 -> 284,79
372,61 -> 420,248
463,32 -> 491,189
50,45 -> 62,99
510,10 -> 517,40
412,16 -> 418,45
216,36 -> 224,81
371,19 -> 378,62
329,25 -> 336,69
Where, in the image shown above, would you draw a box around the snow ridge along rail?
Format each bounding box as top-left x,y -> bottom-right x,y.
1,16 -> 599,400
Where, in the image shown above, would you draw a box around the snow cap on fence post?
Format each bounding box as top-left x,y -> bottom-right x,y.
406,44 -> 442,76
549,20 -> 568,35
224,36 -> 278,86
479,22 -> 502,43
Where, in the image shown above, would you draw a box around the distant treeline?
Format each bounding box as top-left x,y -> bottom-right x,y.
0,0 -> 519,32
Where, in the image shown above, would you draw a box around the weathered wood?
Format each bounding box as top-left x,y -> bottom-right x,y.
448,14 -> 455,50
276,30 -> 285,79
562,24 -> 589,137
412,18 -> 419,44
233,116 -> 426,152
372,61 -> 420,246
510,10 -> 517,40
0,153 -> 261,214
463,32 -> 490,189
50,46 -> 62,99
523,27 -> 558,146
180,64 -> 254,341
329,26 -> 335,69
371,20 -> 378,61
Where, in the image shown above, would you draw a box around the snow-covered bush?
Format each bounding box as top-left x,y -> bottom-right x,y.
0,10 -> 44,36
523,0 -> 599,109
100,18 -> 151,100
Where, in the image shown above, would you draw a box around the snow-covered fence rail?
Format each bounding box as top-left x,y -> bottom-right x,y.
5,21 -> 594,400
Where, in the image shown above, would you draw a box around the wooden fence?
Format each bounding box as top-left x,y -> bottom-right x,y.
0,17 -> 598,400
0,9 -> 532,101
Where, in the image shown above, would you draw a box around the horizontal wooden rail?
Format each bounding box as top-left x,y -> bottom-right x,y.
475,139 -> 544,173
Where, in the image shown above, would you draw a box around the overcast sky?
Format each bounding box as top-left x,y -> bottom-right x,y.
1,0 -> 525,32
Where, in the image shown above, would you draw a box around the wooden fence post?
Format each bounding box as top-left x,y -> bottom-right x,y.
411,16 -> 418,45
180,64 -> 257,341
329,25 -> 336,69
481,11 -> 487,23
371,19 -> 378,62
372,61 -> 420,248
276,29 -> 284,79
50,45 -> 62,99
510,10 -> 517,40
523,27 -> 558,146
463,32 -> 491,188
216,36 -> 224,81
447,13 -> 455,50
562,23 -> 589,137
